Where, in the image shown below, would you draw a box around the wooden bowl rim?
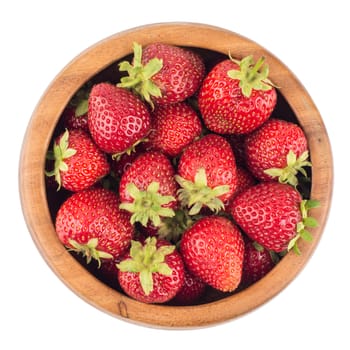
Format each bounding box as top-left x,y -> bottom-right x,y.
19,22 -> 333,328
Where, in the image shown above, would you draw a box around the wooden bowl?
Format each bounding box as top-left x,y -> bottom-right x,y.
19,22 -> 333,328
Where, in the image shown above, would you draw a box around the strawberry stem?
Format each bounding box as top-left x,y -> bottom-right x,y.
248,56 -> 265,81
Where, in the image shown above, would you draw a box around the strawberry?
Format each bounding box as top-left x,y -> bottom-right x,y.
240,240 -> 276,288
180,215 -> 244,292
61,105 -> 89,133
117,236 -> 185,304
244,118 -> 311,186
175,134 -> 238,215
225,133 -> 247,166
55,187 -> 134,265
45,129 -> 110,191
225,166 -> 256,212
88,82 -> 151,157
171,269 -> 206,306
61,86 -> 90,133
230,182 -> 319,253
119,150 -> 178,227
146,102 -> 202,157
232,166 -> 256,198
198,55 -> 277,134
118,42 -> 205,107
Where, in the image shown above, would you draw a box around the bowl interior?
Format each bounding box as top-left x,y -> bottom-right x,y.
19,23 -> 333,328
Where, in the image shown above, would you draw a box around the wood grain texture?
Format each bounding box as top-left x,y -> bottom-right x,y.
19,23 -> 333,328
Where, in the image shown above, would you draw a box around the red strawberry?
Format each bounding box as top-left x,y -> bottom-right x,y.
198,55 -> 277,134
55,187 -> 134,265
45,129 -> 110,191
230,182 -> 319,253
225,133 -> 247,166
240,240 -> 276,288
232,166 -> 257,198
225,166 -> 256,212
61,87 -> 90,133
117,237 -> 185,304
244,118 -> 311,186
119,151 -> 178,227
171,269 -> 206,306
88,82 -> 151,157
61,105 -> 89,133
118,42 -> 205,107
146,102 -> 202,157
175,134 -> 238,214
180,215 -> 244,292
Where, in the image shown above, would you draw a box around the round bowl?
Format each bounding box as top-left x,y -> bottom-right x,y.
19,22 -> 333,328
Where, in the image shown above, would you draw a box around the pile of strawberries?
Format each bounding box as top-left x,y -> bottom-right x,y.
46,42 -> 319,305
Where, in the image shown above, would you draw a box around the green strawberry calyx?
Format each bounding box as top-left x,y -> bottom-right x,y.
287,199 -> 320,255
157,208 -> 197,244
116,237 -> 175,295
68,238 -> 113,268
264,150 -> 312,187
45,129 -> 77,190
74,98 -> 89,117
175,168 -> 230,215
69,84 -> 90,116
117,42 -> 163,109
227,54 -> 278,97
119,182 -> 176,227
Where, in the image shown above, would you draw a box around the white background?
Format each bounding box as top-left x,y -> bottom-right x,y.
1,1 -> 348,348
